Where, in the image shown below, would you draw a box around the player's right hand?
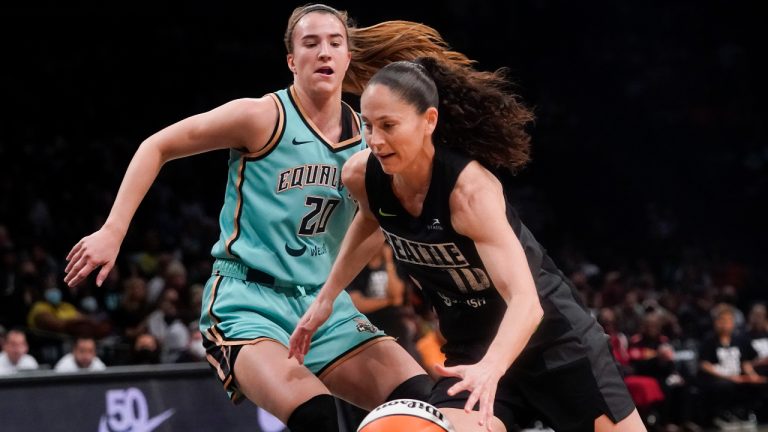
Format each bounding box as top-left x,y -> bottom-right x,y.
64,227 -> 122,288
288,297 -> 334,365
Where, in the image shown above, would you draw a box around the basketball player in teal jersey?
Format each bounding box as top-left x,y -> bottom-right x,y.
290,58 -> 647,432
63,5 -> 473,432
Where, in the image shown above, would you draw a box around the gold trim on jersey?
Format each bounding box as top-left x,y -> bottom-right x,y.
241,93 -> 286,158
224,159 -> 246,258
224,93 -> 287,256
288,85 -> 362,150
317,336 -> 394,380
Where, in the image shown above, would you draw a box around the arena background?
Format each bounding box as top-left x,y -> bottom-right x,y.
0,1 -> 766,431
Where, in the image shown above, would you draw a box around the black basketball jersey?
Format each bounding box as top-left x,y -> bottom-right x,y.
365,147 -> 601,370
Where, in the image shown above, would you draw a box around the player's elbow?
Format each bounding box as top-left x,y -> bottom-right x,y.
529,298 -> 544,326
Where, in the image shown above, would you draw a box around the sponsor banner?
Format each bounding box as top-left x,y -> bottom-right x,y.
0,363 -> 288,432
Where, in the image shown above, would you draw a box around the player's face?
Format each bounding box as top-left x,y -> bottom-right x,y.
361,84 -> 437,174
287,12 -> 351,95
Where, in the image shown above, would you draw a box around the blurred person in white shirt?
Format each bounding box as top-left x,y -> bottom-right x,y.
54,336 -> 106,372
0,329 -> 39,374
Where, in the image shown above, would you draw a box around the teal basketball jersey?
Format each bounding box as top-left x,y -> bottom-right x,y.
210,86 -> 366,287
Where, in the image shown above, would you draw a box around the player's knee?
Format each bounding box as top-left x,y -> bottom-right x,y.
287,394 -> 339,432
386,374 -> 433,402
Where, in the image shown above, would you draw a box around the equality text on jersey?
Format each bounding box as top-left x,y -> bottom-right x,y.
276,164 -> 342,193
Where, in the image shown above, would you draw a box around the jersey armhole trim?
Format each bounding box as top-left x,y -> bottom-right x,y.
241,93 -> 286,159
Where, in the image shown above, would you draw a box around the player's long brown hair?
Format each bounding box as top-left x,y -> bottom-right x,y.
284,4 -> 472,95
368,58 -> 534,172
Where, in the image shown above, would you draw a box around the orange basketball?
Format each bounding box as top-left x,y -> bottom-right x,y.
357,399 -> 455,432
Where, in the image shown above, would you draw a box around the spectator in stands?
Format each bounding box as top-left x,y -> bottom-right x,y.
717,284 -> 746,331
129,333 -> 161,365
598,307 -> 630,370
54,336 -> 106,372
175,322 -> 206,363
598,308 -> 668,429
143,252 -> 174,305
677,287 -> 716,340
26,278 -> 106,338
111,276 -> 152,343
698,303 -> 767,428
346,244 -> 418,358
0,329 -> 39,374
1,245 -> 34,331
629,311 -> 697,431
747,303 -> 768,376
145,288 -> 189,363
615,288 -> 645,337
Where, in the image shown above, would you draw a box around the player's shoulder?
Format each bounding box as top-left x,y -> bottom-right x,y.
224,96 -> 279,118
453,161 -> 502,204
342,149 -> 372,189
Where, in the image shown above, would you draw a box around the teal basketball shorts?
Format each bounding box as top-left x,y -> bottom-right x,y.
199,259 -> 388,403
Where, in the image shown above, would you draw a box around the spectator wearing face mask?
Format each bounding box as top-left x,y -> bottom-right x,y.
129,333 -> 161,365
26,280 -> 106,338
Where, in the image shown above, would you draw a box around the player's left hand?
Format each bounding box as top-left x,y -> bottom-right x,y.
288,297 -> 333,365
434,362 -> 503,431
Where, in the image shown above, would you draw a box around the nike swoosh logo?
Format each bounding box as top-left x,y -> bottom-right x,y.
285,242 -> 307,257
378,208 -> 397,217
141,409 -> 175,432
292,138 -> 314,145
98,408 -> 174,432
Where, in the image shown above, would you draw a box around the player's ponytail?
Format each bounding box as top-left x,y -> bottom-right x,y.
345,21 -> 472,95
415,56 -> 534,172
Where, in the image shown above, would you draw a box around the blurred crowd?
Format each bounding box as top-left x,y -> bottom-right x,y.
1,202 -> 766,431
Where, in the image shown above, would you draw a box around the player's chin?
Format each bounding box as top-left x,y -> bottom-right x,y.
375,155 -> 400,174
311,75 -> 342,92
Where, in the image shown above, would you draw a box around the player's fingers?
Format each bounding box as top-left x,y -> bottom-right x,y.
66,240 -> 83,261
447,379 -> 470,397
481,389 -> 494,430
69,262 -> 96,288
64,256 -> 91,285
301,333 -> 312,355
434,363 -> 461,378
63,258 -> 83,285
291,348 -> 304,364
64,248 -> 85,274
464,388 -> 481,414
288,329 -> 305,358
96,262 -> 113,287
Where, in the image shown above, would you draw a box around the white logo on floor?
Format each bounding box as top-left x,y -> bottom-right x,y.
98,387 -> 174,432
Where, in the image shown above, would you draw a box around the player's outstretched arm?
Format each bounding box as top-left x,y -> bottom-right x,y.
64,97 -> 278,287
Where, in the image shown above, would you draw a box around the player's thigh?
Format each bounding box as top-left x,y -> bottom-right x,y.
321,338 -> 427,410
440,408 -> 506,432
234,340 -> 330,423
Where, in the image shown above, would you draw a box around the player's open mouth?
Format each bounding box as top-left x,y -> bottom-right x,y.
315,67 -> 334,75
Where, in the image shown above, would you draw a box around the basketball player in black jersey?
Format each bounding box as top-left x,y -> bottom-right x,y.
289,57 -> 645,432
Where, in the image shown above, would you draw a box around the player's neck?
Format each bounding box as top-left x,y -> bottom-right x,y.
392,145 -> 435,213
294,85 -> 343,140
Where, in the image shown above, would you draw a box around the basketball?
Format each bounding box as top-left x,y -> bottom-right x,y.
357,399 -> 455,432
